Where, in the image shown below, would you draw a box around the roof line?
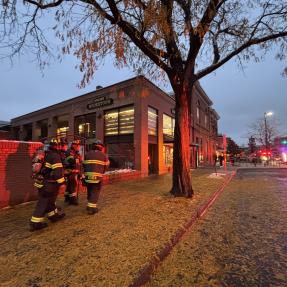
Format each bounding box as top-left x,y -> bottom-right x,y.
12,75 -> 172,122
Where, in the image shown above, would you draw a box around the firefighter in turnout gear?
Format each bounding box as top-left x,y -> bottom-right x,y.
59,138 -> 68,196
83,140 -> 109,215
29,138 -> 66,232
59,138 -> 68,164
65,139 -> 82,205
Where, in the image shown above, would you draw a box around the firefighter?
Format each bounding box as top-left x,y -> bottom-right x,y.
29,138 -> 66,232
59,138 -> 68,197
59,138 -> 68,163
83,139 -> 109,215
65,139 -> 82,205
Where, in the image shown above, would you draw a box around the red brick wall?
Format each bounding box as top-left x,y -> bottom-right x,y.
0,141 -> 43,208
0,131 -> 10,140
0,140 -> 142,209
102,171 -> 142,184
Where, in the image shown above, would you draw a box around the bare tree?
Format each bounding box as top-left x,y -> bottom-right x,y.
1,0 -> 287,197
248,116 -> 281,148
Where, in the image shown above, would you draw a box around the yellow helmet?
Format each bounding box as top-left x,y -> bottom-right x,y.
49,138 -> 59,146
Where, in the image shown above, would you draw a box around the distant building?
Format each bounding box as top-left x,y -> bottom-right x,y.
0,121 -> 11,140
10,76 -> 219,174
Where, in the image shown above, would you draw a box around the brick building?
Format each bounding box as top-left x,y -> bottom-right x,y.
10,76 -> 219,175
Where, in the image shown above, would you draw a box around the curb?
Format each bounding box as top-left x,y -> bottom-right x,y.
129,170 -> 236,287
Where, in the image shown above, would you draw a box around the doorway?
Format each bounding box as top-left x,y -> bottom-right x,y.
148,144 -> 158,174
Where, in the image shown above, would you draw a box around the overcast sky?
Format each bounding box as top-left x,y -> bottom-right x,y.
0,51 -> 286,146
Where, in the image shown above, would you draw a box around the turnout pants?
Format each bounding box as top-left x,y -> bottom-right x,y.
66,173 -> 79,202
86,182 -> 102,211
31,182 -> 60,224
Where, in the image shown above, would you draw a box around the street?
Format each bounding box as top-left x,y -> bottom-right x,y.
148,168 -> 287,287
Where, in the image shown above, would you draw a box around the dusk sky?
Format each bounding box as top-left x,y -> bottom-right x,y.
0,51 -> 286,146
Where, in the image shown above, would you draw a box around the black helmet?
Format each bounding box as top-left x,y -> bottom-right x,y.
92,139 -> 104,150
95,139 -> 103,146
59,138 -> 68,145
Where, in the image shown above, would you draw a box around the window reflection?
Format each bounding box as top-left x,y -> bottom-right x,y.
163,114 -> 175,137
105,106 -> 134,135
148,107 -> 158,136
74,113 -> 96,138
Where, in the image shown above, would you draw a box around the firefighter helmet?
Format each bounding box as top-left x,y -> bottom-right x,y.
59,138 -> 68,145
92,139 -> 104,150
49,138 -> 59,146
95,139 -> 103,146
72,139 -> 81,145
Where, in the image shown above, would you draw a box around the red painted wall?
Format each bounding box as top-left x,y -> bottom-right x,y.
0,141 -> 43,208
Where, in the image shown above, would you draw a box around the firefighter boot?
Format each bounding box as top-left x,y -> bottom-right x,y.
64,195 -> 69,203
69,196 -> 79,206
87,206 -> 99,215
48,212 -> 66,223
29,221 -> 48,232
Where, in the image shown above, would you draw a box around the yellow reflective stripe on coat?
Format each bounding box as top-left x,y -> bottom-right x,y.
45,162 -> 52,168
47,208 -> 58,217
85,179 -> 100,183
34,182 -> 44,188
56,177 -> 65,184
45,162 -> 63,169
83,160 -> 109,165
87,202 -> 97,208
84,171 -> 103,177
31,216 -> 45,223
51,163 -> 63,169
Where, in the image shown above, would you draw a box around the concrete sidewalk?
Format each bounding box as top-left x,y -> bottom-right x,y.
0,169 -> 233,287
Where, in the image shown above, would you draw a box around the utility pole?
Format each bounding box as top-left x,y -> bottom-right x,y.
264,111 -> 273,165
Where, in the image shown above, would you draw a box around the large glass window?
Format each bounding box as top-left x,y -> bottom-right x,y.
105,106 -> 134,135
196,100 -> 200,123
163,114 -> 175,137
119,106 -> 134,134
105,109 -> 118,135
74,113 -> 96,138
148,107 -> 158,136
57,127 -> 69,137
106,143 -> 134,169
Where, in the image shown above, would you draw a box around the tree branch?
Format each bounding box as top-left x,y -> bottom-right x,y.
24,0 -> 64,9
195,31 -> 287,80
195,0 -> 225,39
105,0 -> 170,71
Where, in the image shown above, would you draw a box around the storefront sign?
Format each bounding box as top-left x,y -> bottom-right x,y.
87,95 -> 113,110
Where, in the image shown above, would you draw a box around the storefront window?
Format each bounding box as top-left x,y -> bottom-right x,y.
163,145 -> 173,165
105,109 -> 118,135
106,143 -> 135,169
163,114 -> 175,137
119,106 -> 134,134
74,113 -> 96,138
105,106 -> 134,135
57,127 -> 69,137
148,107 -> 158,136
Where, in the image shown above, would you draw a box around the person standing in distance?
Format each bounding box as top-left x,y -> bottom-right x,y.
83,140 -> 109,215
29,138 -> 66,231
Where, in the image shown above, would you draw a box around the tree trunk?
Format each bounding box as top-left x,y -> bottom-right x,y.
170,83 -> 194,198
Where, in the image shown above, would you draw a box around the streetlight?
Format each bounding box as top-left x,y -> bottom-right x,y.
264,111 -> 273,164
